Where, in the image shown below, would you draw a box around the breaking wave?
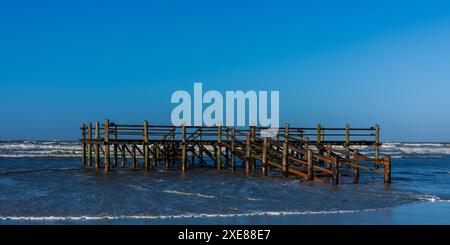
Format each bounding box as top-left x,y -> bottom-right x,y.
0,208 -> 376,221
1,140 -> 449,158
0,141 -> 80,157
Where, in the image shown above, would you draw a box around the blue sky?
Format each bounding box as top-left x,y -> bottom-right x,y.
1,0 -> 450,141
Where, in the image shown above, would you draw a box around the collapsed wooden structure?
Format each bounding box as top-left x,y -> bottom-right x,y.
80,120 -> 391,185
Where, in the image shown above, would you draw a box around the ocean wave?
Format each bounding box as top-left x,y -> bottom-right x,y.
0,141 -> 450,157
0,208 -> 376,221
0,141 -> 81,157
163,190 -> 216,199
381,142 -> 450,155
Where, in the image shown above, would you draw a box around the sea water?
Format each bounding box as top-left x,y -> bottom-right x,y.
0,141 -> 449,224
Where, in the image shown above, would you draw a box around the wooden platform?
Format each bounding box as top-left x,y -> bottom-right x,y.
79,120 -> 391,185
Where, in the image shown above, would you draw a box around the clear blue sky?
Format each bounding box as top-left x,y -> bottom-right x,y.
1,0 -> 450,141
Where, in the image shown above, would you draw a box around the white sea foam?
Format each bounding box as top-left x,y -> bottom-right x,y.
2,195 -> 446,222
163,190 -> 216,199
0,141 -> 81,157
414,194 -> 450,203
247,197 -> 264,201
0,209 -> 374,221
381,142 -> 450,155
1,141 -> 450,157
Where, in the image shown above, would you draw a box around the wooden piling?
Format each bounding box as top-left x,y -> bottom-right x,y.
276,134 -> 280,151
213,145 -> 218,166
94,121 -> 100,168
216,125 -> 222,171
384,155 -> 391,184
190,141 -> 195,166
262,137 -> 268,176
374,124 -> 380,168
345,123 -> 350,165
155,142 -> 160,165
231,128 -> 236,172
87,123 -> 92,167
121,143 -> 126,168
245,132 -> 251,175
250,126 -> 256,171
282,123 -> 289,177
332,157 -> 339,185
132,144 -> 137,169
104,119 -> 110,172
345,123 -> 350,145
225,128 -> 229,166
113,125 -> 118,168
170,128 -> 175,166
326,143 -> 332,169
307,149 -> 314,181
144,120 -> 150,171
198,129 -> 203,168
316,123 -> 322,144
321,128 -> 325,142
181,124 -> 187,172
81,124 -> 86,167
151,144 -> 156,166
353,150 -> 360,184
163,135 -> 169,168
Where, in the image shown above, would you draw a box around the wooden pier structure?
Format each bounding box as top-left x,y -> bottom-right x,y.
80,120 -> 391,185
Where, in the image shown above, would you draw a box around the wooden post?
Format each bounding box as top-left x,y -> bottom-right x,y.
276,134 -> 280,151
307,149 -> 313,180
345,123 -> 350,163
150,144 -> 154,166
143,120 -> 149,171
163,135 -> 169,168
245,132 -> 251,175
303,137 -> 309,150
316,123 -> 322,144
190,140 -> 195,166
213,144 -> 217,166
225,128 -> 229,166
374,124 -> 380,158
217,125 -> 222,171
332,157 -> 339,185
345,123 -> 350,146
94,122 -> 100,168
282,123 -> 289,177
170,128 -> 175,166
87,123 -> 92,167
81,124 -> 86,167
121,143 -> 126,168
181,124 -> 187,172
374,124 -> 380,168
326,143 -> 332,169
198,129 -> 203,168
231,128 -> 236,172
104,119 -> 110,172
132,144 -> 137,169
353,150 -> 360,184
155,142 -> 160,166
262,137 -> 268,176
384,155 -> 391,184
113,125 -> 118,168
250,126 -> 256,171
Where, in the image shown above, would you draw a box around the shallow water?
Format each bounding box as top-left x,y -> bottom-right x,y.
0,141 -> 449,224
